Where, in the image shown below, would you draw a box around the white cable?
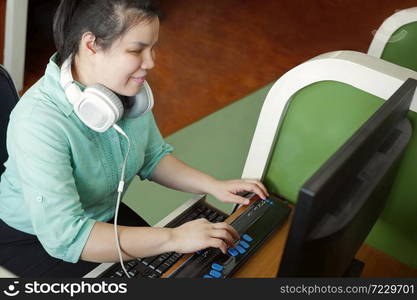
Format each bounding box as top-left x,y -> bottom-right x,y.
112,123 -> 132,278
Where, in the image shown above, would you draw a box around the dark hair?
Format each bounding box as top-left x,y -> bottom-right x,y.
53,0 -> 161,67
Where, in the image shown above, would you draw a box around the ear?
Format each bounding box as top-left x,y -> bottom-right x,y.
80,32 -> 98,55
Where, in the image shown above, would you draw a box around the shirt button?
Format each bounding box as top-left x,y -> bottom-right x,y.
36,196 -> 43,203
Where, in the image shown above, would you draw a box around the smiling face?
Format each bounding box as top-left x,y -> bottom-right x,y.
75,16 -> 160,97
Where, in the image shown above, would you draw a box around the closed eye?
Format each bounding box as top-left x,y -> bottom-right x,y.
130,49 -> 144,55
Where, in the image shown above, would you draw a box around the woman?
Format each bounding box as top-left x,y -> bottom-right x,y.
0,0 -> 268,277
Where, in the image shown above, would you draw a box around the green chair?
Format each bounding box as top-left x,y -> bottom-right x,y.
368,7 -> 417,72
241,50 -> 417,269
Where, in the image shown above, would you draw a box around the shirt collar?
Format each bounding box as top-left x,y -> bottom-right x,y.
41,53 -> 85,117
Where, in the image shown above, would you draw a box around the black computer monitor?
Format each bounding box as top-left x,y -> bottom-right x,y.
277,78 -> 416,277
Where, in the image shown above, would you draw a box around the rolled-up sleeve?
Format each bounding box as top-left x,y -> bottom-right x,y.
9,115 -> 95,263
138,114 -> 174,181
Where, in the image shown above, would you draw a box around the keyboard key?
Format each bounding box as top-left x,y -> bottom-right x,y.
236,245 -> 246,254
227,248 -> 239,257
209,270 -> 222,278
215,215 -> 226,222
165,256 -> 180,265
189,211 -> 200,219
242,234 -> 253,242
143,267 -> 157,277
207,212 -> 218,221
149,255 -> 166,270
142,255 -> 158,266
203,275 -> 213,278
128,269 -> 139,277
239,241 -> 250,249
130,261 -> 150,277
115,270 -> 125,277
127,260 -> 138,268
203,209 -> 213,217
194,206 -> 204,214
181,213 -> 199,223
160,252 -> 172,260
171,253 -> 183,259
156,262 -> 172,274
147,271 -> 160,278
211,263 -> 224,272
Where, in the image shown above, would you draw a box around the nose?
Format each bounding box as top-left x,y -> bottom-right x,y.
141,50 -> 155,70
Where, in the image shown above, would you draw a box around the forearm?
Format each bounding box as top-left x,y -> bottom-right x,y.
80,221 -> 174,263
149,154 -> 218,195
81,217 -> 240,264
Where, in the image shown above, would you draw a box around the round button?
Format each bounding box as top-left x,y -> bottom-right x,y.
36,196 -> 43,203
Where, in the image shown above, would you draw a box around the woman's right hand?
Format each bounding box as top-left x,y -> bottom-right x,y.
169,218 -> 240,254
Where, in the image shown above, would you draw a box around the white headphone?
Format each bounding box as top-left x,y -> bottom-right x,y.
60,56 -> 154,132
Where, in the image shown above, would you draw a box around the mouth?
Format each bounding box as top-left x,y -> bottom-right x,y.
131,76 -> 146,84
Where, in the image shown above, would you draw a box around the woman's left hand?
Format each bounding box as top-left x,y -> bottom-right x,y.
208,179 -> 269,206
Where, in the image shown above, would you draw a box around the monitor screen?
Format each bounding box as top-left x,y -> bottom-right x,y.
277,78 -> 416,277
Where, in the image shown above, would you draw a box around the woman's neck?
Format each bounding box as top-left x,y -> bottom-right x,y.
71,54 -> 94,86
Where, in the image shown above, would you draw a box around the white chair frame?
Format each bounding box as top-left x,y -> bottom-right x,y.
368,7 -> 417,58
241,50 -> 417,181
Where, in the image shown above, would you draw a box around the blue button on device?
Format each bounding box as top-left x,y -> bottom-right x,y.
211,263 -> 224,272
236,245 -> 246,254
239,241 -> 250,249
242,234 -> 253,242
227,248 -> 239,257
209,270 -> 222,278
203,275 -> 213,278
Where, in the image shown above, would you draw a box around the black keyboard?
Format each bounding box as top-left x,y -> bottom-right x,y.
169,197 -> 291,278
100,202 -> 228,278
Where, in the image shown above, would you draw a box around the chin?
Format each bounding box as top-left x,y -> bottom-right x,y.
128,84 -> 144,96
118,86 -> 143,97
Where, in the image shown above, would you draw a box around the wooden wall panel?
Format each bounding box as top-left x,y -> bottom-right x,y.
23,1 -> 417,136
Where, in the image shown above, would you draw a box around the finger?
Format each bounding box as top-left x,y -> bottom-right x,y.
242,179 -> 269,197
190,217 -> 209,224
209,238 -> 228,254
249,180 -> 270,197
213,222 -> 240,241
242,183 -> 267,200
210,229 -> 235,247
227,194 -> 250,205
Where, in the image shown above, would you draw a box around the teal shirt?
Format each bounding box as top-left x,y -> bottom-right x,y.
0,54 -> 173,263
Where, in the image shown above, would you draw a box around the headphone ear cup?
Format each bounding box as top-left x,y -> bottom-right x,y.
124,81 -> 154,118
88,84 -> 125,115
79,84 -> 124,132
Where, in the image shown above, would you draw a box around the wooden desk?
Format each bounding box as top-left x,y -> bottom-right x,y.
163,196 -> 293,278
